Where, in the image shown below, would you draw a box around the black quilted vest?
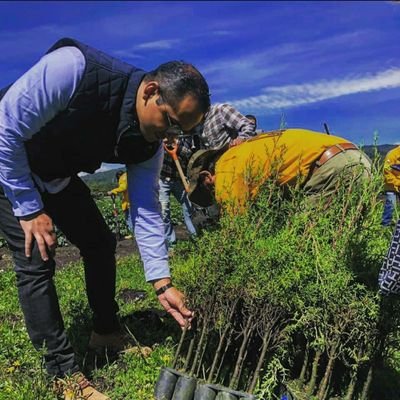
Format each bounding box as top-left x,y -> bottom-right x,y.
0,38 -> 159,181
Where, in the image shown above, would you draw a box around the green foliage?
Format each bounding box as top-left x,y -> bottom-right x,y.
2,147 -> 400,399
95,195 -> 131,238
256,356 -> 288,400
169,195 -> 185,225
0,256 -> 177,400
170,155 -> 400,398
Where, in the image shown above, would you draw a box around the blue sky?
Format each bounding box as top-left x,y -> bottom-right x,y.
0,1 -> 399,147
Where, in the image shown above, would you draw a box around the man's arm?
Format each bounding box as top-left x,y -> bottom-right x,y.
127,146 -> 193,328
0,46 -> 85,259
219,103 -> 256,140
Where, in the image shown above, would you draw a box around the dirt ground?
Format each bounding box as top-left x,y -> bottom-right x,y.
0,225 -> 189,271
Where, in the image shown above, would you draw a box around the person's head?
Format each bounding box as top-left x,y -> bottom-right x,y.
136,61 -> 210,142
115,170 -> 124,181
187,147 -> 226,207
245,114 -> 257,129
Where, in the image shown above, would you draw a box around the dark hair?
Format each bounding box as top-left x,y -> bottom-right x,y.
115,170 -> 124,180
144,61 -> 210,113
245,114 -> 257,129
245,114 -> 257,122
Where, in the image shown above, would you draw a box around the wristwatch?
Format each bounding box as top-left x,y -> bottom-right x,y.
155,282 -> 174,296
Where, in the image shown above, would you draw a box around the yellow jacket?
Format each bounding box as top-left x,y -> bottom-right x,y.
110,172 -> 130,211
215,129 -> 352,212
383,146 -> 400,192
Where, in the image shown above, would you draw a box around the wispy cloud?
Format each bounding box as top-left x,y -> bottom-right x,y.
211,30 -> 234,36
200,30 -> 384,97
201,55 -> 287,95
136,39 -> 181,50
0,6 -> 185,63
229,68 -> 400,111
112,38 -> 181,61
111,49 -> 145,60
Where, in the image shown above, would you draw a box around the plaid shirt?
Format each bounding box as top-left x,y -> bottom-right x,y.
161,136 -> 200,180
199,103 -> 256,149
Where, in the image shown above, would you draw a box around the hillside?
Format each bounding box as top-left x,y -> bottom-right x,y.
81,167 -> 124,193
363,143 -> 396,160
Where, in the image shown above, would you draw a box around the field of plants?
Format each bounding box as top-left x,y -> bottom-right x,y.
1,154 -> 400,400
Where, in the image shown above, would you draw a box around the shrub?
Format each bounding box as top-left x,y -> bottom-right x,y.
170,154 -> 399,399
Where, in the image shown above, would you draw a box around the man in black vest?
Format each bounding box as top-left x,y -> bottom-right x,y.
0,38 -> 210,398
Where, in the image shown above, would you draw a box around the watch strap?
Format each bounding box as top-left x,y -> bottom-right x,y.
155,282 -> 174,296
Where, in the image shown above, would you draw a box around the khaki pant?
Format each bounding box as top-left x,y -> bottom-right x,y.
303,149 -> 371,198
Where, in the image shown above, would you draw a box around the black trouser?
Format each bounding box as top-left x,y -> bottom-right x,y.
0,176 -> 119,377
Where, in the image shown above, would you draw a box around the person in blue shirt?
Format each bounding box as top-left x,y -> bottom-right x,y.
0,37 -> 209,398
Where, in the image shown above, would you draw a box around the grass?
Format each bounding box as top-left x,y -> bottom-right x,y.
1,175 -> 400,399
0,254 -> 181,400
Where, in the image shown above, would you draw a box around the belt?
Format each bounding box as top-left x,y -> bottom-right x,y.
314,142 -> 359,169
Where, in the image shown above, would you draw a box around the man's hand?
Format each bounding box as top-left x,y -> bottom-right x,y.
107,190 -> 113,196
229,137 -> 244,147
19,213 -> 57,261
153,278 -> 194,329
163,137 -> 178,148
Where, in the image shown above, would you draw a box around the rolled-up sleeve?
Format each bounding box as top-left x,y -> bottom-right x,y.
127,144 -> 170,281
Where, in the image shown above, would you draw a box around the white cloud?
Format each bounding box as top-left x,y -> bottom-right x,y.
112,49 -> 145,60
136,39 -> 180,50
113,38 -> 181,59
202,57 -> 285,89
229,68 -> 400,111
211,30 -> 234,36
201,30 -> 379,94
78,163 -> 123,177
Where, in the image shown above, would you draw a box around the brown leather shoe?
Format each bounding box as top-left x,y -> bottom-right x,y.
54,372 -> 110,400
88,330 -> 132,354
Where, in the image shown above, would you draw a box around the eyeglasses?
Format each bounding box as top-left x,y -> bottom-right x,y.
158,93 -> 185,137
164,110 -> 182,134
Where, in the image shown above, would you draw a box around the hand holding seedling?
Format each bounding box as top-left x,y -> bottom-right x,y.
154,278 -> 194,329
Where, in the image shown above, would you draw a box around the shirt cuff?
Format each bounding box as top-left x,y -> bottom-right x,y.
11,189 -> 44,218
18,209 -> 44,221
144,259 -> 171,282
